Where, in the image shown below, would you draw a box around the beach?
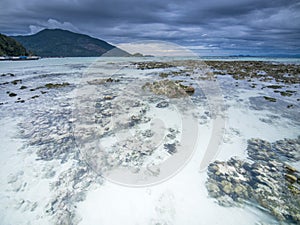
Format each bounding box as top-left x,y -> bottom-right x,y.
0,57 -> 299,225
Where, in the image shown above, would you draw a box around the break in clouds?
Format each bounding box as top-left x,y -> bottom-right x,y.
0,0 -> 299,55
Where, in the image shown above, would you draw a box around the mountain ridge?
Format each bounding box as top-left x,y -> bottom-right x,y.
0,33 -> 29,56
12,29 -> 130,57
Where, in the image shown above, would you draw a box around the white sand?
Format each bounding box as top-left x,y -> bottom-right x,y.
76,115 -> 276,225
0,117 -> 73,225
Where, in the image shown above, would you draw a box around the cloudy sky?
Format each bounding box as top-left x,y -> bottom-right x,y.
0,0 -> 299,56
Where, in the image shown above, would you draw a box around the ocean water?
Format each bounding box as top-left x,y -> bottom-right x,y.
0,57 -> 299,225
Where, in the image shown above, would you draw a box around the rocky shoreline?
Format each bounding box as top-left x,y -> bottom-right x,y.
0,58 -> 299,225
206,137 -> 300,224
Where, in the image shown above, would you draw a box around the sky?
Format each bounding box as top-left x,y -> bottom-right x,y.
0,0 -> 299,56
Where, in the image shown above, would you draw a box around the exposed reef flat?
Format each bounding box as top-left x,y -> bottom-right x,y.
0,58 -> 299,225
205,61 -> 300,84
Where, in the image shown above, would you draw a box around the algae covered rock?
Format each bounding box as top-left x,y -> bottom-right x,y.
142,79 -> 195,98
206,136 -> 300,224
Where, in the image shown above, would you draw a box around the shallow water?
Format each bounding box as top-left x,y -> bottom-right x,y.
0,57 -> 299,225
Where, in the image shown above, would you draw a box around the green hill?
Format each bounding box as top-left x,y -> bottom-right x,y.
0,33 -> 29,56
12,29 -> 130,57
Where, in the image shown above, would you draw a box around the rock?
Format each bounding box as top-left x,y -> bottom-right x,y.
206,182 -> 220,198
44,82 -> 70,89
206,136 -> 300,224
142,80 -> 194,98
168,128 -> 175,133
164,143 -> 177,154
156,101 -> 169,108
234,184 -> 249,199
285,174 -> 297,183
87,78 -> 119,85
263,96 -> 277,102
103,95 -> 114,100
1,73 -> 14,77
285,165 -> 297,173
207,163 -> 219,174
221,180 -> 232,194
130,115 -> 141,126
31,95 -> 39,99
142,129 -> 154,138
8,92 -> 17,97
159,72 -> 169,78
166,133 -> 176,139
134,61 -> 174,70
11,79 -> 22,85
183,85 -> 195,94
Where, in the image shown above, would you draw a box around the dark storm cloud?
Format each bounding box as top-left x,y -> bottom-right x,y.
0,0 -> 299,55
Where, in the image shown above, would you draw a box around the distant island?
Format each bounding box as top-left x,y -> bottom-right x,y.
10,29 -> 130,57
132,52 -> 154,57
